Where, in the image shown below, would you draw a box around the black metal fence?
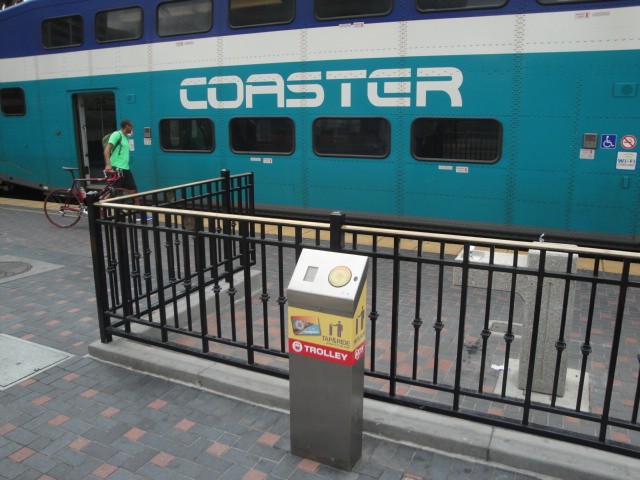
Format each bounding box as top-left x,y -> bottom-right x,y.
88,171 -> 640,458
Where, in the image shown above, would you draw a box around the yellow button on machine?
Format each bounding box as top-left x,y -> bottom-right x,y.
328,265 -> 351,287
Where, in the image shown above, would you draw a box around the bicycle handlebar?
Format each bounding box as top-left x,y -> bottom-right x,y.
61,166 -> 121,183
103,170 -> 122,183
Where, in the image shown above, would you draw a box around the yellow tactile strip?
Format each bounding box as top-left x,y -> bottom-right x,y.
0,197 -> 43,208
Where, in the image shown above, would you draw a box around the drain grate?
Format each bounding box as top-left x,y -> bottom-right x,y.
0,255 -> 62,284
0,334 -> 73,389
0,261 -> 33,279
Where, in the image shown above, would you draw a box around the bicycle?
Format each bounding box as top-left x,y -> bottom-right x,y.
43,167 -> 133,228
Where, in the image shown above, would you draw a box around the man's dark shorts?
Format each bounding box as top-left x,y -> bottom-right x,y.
115,168 -> 137,192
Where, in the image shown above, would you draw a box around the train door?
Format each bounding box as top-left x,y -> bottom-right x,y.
73,92 -> 116,180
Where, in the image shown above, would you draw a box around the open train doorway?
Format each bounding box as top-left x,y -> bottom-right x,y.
73,92 -> 116,180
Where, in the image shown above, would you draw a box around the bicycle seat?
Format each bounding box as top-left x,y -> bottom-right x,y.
62,167 -> 79,171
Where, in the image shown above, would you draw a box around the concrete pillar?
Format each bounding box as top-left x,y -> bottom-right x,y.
517,250 -> 576,395
453,246 -> 577,396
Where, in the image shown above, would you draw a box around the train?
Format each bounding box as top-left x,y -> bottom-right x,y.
1,0 -> 639,246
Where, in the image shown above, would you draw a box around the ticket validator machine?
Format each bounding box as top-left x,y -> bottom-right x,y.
287,248 -> 369,471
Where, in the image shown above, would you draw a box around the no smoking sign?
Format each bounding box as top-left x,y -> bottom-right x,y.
621,135 -> 637,150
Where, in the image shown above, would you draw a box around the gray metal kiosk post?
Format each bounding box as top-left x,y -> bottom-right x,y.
287,249 -> 369,471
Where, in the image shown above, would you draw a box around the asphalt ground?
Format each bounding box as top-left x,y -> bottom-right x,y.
1,195 -> 638,480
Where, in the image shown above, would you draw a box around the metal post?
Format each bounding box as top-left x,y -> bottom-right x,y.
247,172 -> 255,215
87,192 -> 111,343
240,220 -> 255,364
220,169 -> 231,213
221,169 -> 233,278
115,207 -> 133,333
195,216 -> 209,353
330,211 -> 345,252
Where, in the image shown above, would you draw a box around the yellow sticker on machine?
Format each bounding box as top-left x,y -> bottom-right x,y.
288,283 -> 367,353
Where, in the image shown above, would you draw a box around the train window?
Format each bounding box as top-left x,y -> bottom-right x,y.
313,117 -> 390,158
314,0 -> 392,20
0,88 -> 26,116
416,0 -> 507,12
159,118 -> 215,152
229,0 -> 294,28
42,15 -> 83,49
157,0 -> 212,37
411,118 -> 502,163
96,7 -> 143,43
229,117 -> 295,154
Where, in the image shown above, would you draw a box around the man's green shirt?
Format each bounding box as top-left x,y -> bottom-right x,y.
108,131 -> 130,170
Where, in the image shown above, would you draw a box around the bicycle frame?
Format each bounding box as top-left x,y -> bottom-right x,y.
43,167 -> 124,228
64,167 -> 122,201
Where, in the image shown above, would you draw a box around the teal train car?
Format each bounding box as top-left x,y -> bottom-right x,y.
1,0 -> 639,245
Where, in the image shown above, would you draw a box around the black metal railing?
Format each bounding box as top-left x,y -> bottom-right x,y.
88,174 -> 640,458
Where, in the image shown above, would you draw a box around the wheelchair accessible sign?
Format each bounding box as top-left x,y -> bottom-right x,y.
601,134 -> 617,149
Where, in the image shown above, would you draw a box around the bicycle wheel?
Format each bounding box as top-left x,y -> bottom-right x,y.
43,188 -> 83,228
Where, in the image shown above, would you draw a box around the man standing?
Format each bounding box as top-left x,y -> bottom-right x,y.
104,119 -> 137,192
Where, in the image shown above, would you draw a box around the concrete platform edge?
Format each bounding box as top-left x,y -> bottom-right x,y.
489,428 -> 638,480
88,337 -> 639,480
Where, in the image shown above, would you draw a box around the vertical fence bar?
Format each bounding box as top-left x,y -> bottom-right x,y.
221,169 -> 233,278
259,222 -> 270,350
277,225 -> 287,353
412,242 -> 423,380
210,218 -> 223,338
599,260 -> 630,442
151,213 -> 169,343
240,221 -> 255,364
181,227 -> 194,332
330,211 -> 345,252
478,247 -> 495,394
389,236 -> 401,397
228,260 -> 238,342
577,258 -> 599,412
501,248 -> 519,397
165,217 -> 179,328
522,250 -> 547,426
368,235 -> 379,373
247,172 -> 255,215
551,253 -> 573,407
433,242 -> 445,384
230,174 -> 239,213
294,226 -> 303,258
633,354 -> 640,424
115,208 -> 133,333
247,175 -> 256,263
140,213 -> 154,322
453,243 -> 471,412
105,218 -> 120,308
195,216 -> 209,353
128,226 -> 142,315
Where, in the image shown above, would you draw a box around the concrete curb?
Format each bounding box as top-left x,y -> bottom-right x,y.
88,338 -> 640,480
